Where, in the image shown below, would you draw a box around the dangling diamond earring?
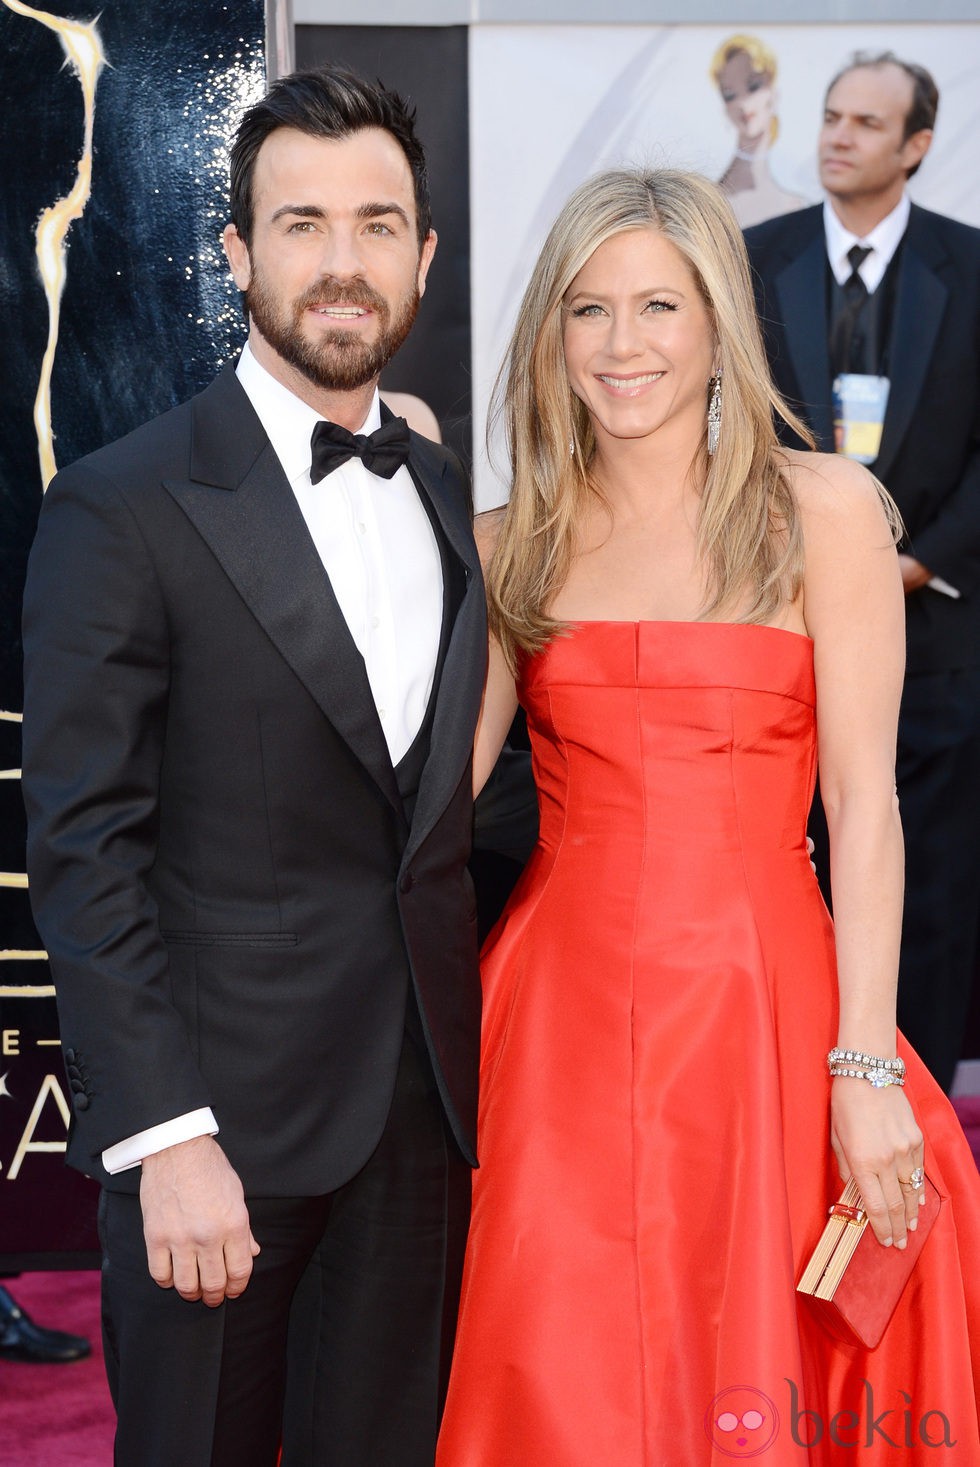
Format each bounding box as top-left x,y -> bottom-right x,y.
707,371 -> 722,456
569,435 -> 576,458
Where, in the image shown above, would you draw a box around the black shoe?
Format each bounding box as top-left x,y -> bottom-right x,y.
0,1284 -> 92,1363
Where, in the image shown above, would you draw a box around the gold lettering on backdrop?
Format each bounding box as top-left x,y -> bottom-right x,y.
2,1032 -> 20,1056
6,1073 -> 71,1180
1,1 -> 105,489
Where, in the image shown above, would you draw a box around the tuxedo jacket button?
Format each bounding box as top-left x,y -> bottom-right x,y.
73,1093 -> 90,1112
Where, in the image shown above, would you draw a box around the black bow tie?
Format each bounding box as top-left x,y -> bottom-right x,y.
310,416 -> 411,483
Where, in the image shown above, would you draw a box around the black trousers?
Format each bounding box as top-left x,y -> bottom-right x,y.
807,662 -> 980,1090
895,664 -> 980,1091
99,1034 -> 472,1467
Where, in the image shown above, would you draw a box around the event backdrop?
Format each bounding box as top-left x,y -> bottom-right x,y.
0,0 -> 275,1265
470,23 -> 980,504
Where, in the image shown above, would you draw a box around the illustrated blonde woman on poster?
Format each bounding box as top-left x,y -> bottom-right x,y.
711,33 -> 807,228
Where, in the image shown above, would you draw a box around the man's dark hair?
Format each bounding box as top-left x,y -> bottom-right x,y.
825,51 -> 939,178
229,65 -> 431,249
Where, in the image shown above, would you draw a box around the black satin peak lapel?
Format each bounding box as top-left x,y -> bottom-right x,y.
874,234 -> 948,481
165,380 -> 403,817
400,440 -> 485,861
774,232 -> 835,450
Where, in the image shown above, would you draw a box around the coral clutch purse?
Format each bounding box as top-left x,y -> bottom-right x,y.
796,1174 -> 941,1349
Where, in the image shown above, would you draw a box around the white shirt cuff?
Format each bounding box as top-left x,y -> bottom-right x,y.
927,576 -> 961,599
102,1108 -> 219,1174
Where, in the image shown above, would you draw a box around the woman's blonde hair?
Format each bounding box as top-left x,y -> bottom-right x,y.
710,33 -> 780,146
486,167 -> 815,667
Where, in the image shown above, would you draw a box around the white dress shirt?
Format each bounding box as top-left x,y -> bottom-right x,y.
824,192 -> 910,293
102,345 -> 443,1174
823,195 -> 959,600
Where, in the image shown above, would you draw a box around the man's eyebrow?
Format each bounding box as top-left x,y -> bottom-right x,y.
824,107 -> 885,125
270,203 -> 325,223
268,201 -> 412,228
356,201 -> 411,229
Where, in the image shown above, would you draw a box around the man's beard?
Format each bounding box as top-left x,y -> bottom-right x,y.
245,270 -> 420,392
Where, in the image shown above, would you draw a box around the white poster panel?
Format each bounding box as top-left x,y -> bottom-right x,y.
470,24 -> 980,505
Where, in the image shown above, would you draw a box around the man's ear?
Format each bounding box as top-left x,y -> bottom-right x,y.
416,229 -> 438,299
901,128 -> 932,176
222,223 -> 252,291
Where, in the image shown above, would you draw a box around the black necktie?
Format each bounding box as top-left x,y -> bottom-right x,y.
844,243 -> 872,300
310,416 -> 411,484
832,244 -> 873,376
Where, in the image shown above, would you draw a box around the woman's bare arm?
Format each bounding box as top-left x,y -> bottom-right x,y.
472,510 -> 519,797
796,453 -> 923,1249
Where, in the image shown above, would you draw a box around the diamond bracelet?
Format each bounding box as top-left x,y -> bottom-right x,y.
827,1047 -> 906,1090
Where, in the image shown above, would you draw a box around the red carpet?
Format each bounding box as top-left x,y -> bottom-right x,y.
0,1269 -> 111,1467
954,1094 -> 980,1168
3,1102 -> 978,1466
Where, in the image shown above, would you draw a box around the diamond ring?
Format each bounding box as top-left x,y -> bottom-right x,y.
898,1166 -> 925,1191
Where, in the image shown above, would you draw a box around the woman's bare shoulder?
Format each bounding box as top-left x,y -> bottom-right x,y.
779,449 -> 893,534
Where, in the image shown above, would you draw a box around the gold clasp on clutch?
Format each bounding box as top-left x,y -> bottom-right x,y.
828,1202 -> 866,1225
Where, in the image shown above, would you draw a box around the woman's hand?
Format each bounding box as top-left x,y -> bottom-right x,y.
830,1078 -> 925,1248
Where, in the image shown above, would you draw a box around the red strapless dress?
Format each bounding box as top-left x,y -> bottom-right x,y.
437,621 -> 980,1466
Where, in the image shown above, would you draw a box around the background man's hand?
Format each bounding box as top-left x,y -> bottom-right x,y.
897,553 -> 931,594
139,1135 -> 260,1307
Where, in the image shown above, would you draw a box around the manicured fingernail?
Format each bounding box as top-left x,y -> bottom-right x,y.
895,1238 -> 907,1249
908,1217 -> 918,1232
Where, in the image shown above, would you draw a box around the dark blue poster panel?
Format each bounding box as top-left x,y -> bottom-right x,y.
0,0 -> 268,1266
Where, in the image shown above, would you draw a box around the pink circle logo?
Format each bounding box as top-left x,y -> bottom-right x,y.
704,1386 -> 780,1458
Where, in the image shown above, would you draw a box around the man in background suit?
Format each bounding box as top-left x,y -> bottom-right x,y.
745,53 -> 980,1091
23,67 -> 486,1467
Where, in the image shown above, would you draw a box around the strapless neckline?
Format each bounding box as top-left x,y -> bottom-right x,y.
564,618 -> 812,648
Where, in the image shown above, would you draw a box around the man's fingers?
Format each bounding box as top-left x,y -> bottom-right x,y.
197,1246 -> 232,1308
221,1228 -> 260,1302
146,1242 -> 175,1291
172,1250 -> 205,1302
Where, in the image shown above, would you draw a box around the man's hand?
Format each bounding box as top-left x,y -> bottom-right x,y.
897,553 -> 931,594
139,1135 -> 260,1307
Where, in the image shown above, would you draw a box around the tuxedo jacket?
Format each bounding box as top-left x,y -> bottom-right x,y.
745,203 -> 980,675
22,364 -> 487,1195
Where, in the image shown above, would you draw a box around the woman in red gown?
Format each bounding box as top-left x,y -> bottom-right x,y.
436,169 -> 980,1465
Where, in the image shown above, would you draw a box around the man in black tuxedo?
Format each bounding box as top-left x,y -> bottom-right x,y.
745,53 -> 980,1092
22,67 -> 486,1467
